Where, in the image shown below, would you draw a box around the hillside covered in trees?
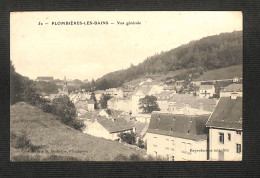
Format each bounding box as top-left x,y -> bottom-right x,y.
90,31 -> 242,90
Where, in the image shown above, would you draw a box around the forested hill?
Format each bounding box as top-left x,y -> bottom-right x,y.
93,31 -> 242,90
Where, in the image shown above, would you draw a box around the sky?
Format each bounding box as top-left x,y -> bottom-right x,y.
11,11 -> 242,81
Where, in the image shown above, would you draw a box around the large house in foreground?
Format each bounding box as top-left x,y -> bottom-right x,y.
206,96 -> 242,161
146,112 -> 210,161
83,117 -> 135,141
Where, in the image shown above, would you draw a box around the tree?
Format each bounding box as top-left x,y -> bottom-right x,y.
106,109 -> 112,116
52,95 -> 84,131
118,131 -> 136,145
139,95 -> 160,114
99,94 -> 111,109
137,138 -> 145,149
10,60 -> 24,105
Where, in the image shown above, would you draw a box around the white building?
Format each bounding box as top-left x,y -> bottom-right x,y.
206,97 -> 242,161
106,88 -> 124,98
220,83 -> 242,98
75,99 -> 95,112
83,117 -> 135,141
131,87 -> 152,114
87,99 -> 95,111
168,94 -> 217,115
146,112 -> 210,161
107,98 -> 132,113
99,109 -> 109,118
198,85 -> 215,98
134,114 -> 151,123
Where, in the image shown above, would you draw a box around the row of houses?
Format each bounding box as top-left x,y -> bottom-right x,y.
146,96 -> 242,161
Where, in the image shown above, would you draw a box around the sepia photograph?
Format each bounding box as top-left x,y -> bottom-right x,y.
10,11 -> 242,161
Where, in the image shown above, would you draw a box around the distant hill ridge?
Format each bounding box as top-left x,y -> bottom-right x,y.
93,31 -> 242,90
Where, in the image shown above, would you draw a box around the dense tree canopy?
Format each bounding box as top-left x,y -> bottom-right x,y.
88,31 -> 242,90
139,95 -> 160,114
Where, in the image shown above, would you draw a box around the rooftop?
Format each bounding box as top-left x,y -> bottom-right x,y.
221,83 -> 242,92
147,112 -> 209,141
206,97 -> 242,130
200,85 -> 214,90
169,94 -> 216,112
133,87 -> 152,96
97,117 -> 134,133
154,91 -> 172,100
37,76 -> 54,80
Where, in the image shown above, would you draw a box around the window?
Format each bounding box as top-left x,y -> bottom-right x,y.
171,156 -> 174,161
236,131 -> 242,135
153,144 -> 157,147
219,133 -> 224,144
236,144 -> 241,153
228,133 -> 231,141
171,140 -> 174,146
154,151 -> 157,157
165,147 -> 169,150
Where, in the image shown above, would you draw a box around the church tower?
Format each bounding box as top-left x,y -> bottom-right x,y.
63,76 -> 68,94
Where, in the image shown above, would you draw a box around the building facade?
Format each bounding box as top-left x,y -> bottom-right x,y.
206,97 -> 242,161
146,112 -> 210,161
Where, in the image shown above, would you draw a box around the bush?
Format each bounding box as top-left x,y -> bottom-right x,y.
42,103 -> 54,113
51,95 -> 84,131
118,131 -> 136,145
114,154 -> 128,161
137,138 -> 145,149
13,132 -> 41,153
129,154 -> 143,161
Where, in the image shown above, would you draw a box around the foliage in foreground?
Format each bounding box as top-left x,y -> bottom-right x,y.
118,131 -> 136,145
11,132 -> 42,153
114,153 -> 166,161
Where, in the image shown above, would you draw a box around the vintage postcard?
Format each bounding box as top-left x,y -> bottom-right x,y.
10,11 -> 242,161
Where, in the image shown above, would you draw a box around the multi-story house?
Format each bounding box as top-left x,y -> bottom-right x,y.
198,85 -> 215,98
146,112 -> 210,161
206,96 -> 242,161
